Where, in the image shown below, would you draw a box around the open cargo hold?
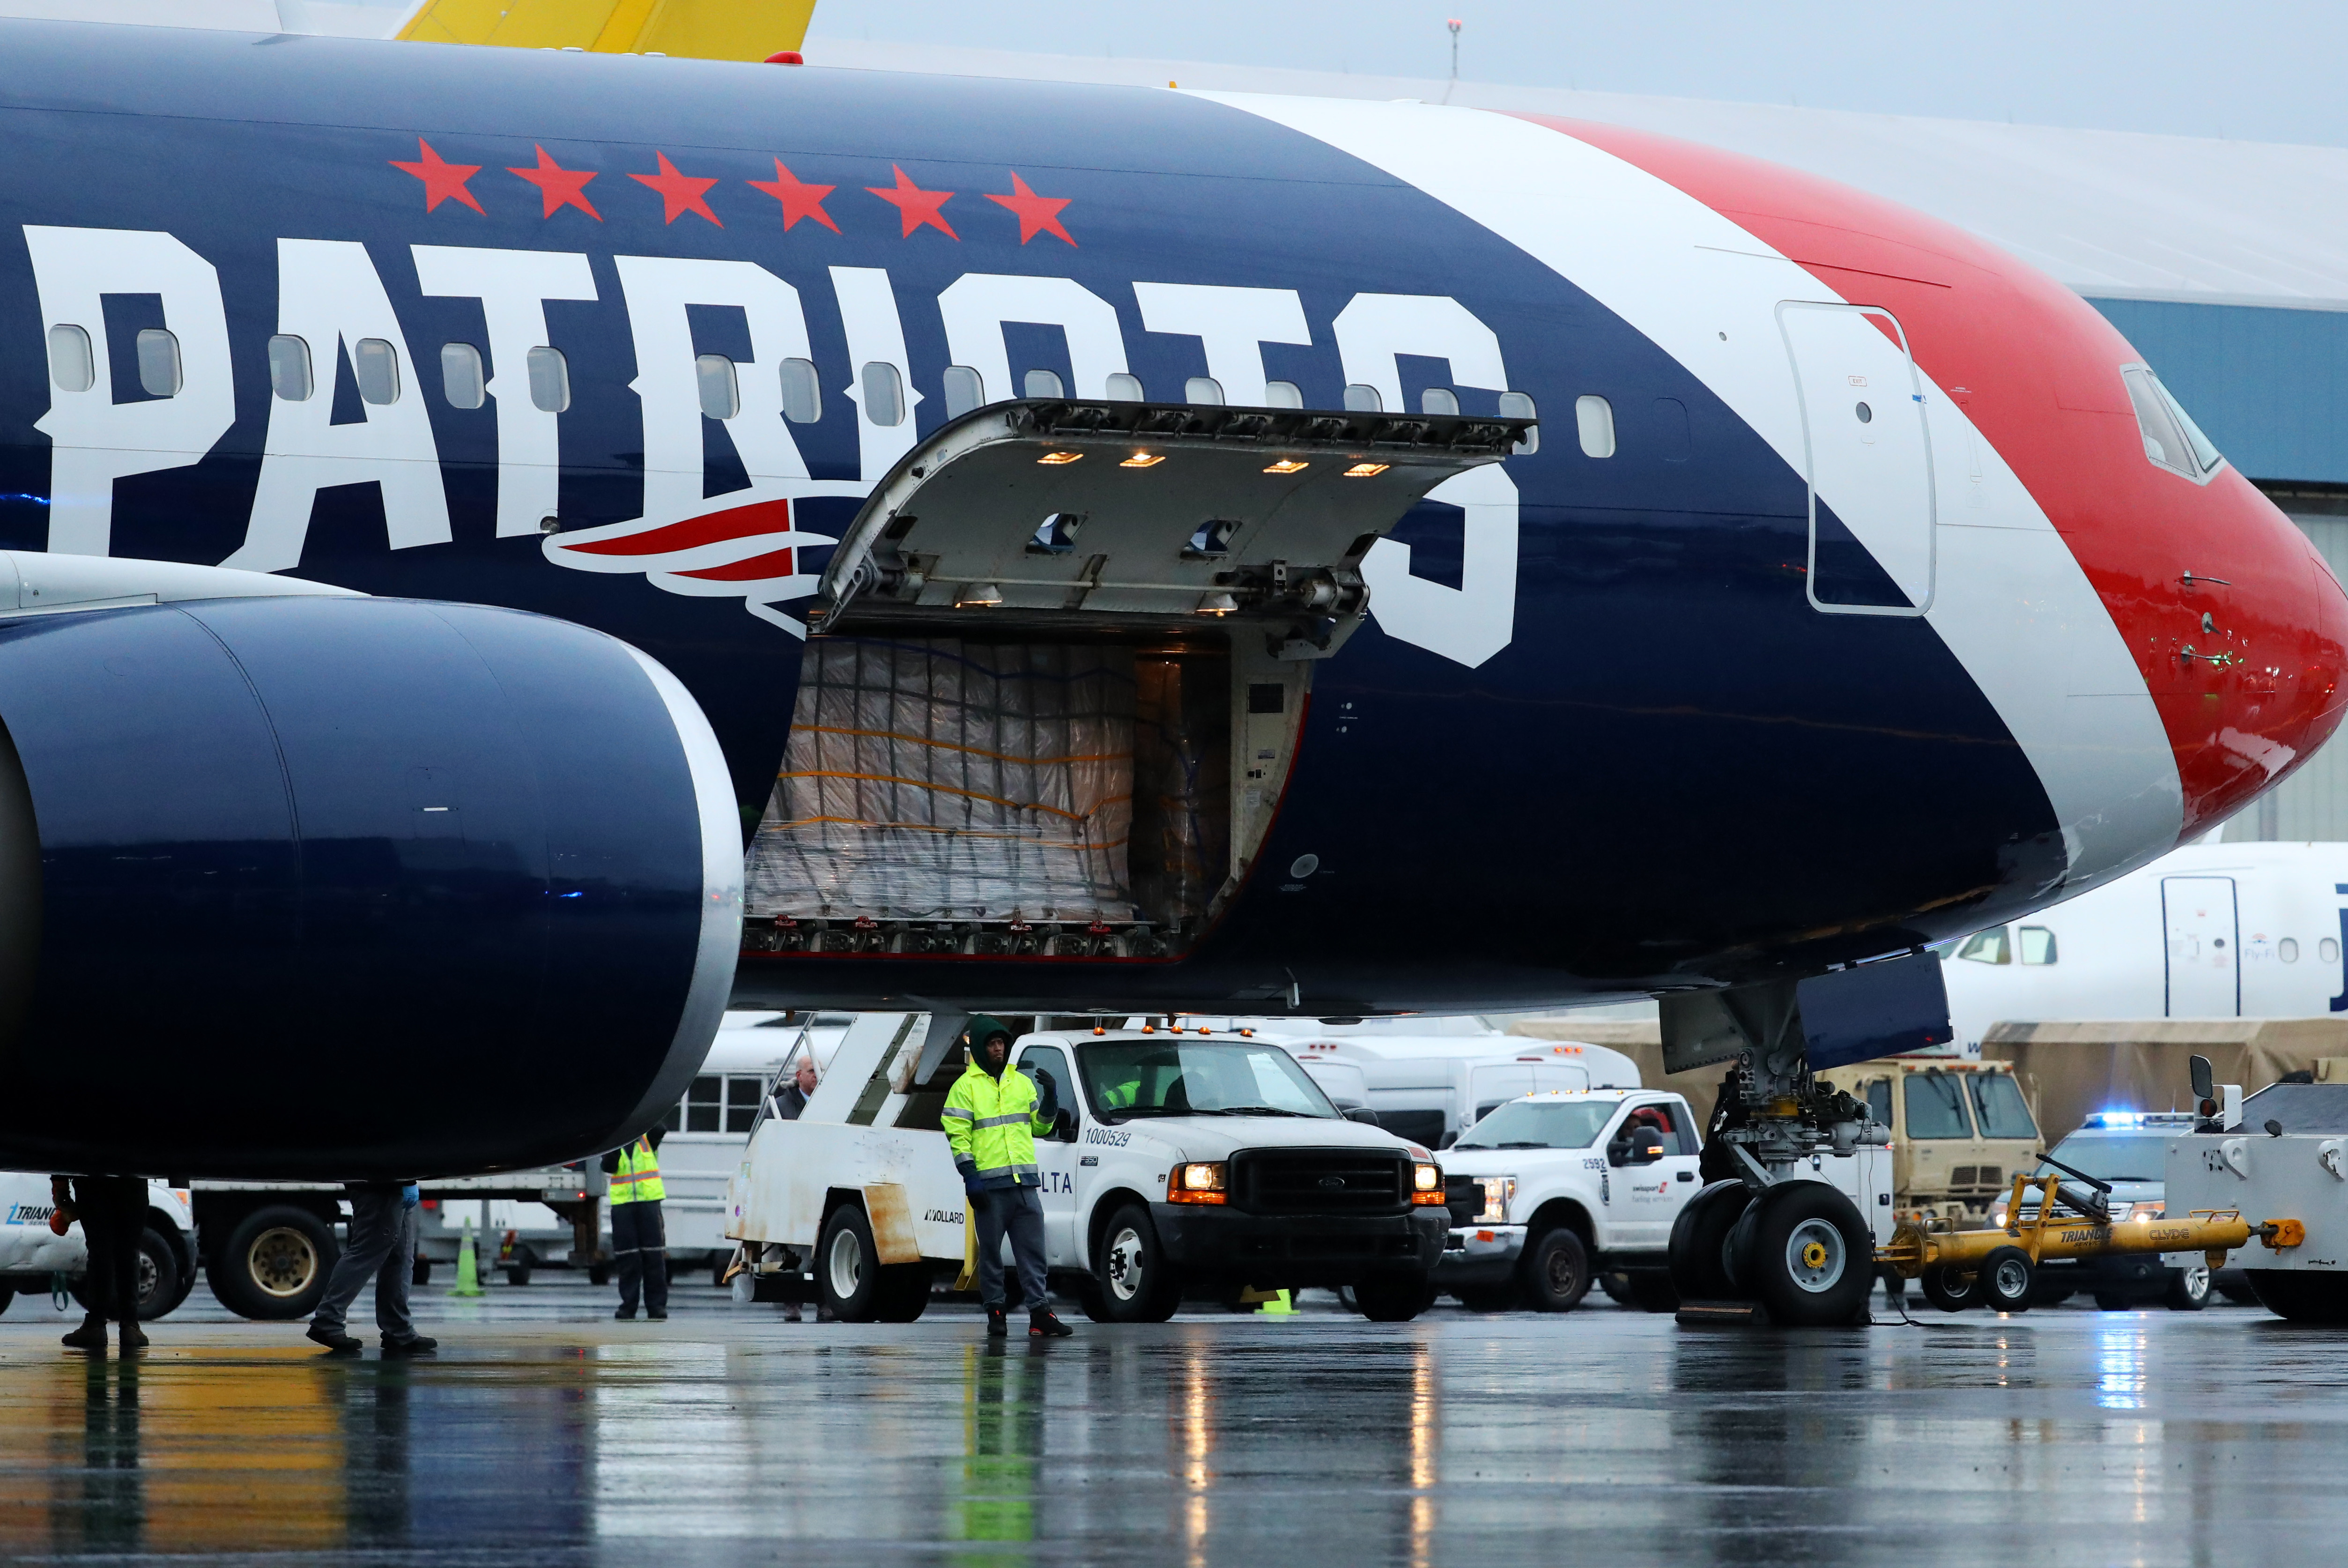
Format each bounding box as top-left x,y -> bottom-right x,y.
741,397 -> 1528,962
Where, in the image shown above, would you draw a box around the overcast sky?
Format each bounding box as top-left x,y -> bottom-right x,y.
809,1 -> 2346,147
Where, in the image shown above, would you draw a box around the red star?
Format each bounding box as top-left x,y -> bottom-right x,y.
389,138 -> 484,214
630,152 -> 722,226
507,145 -> 601,221
746,158 -> 839,233
985,171 -> 1074,246
866,165 -> 957,239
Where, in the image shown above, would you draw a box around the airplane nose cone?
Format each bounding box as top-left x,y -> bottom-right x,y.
2161,474 -> 2348,836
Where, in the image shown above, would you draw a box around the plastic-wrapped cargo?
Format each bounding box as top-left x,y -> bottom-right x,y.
747,639 -> 1137,922
1129,653 -> 1230,927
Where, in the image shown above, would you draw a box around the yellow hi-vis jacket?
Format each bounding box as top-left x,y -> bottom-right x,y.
610,1137 -> 665,1205
943,1059 -> 1051,1189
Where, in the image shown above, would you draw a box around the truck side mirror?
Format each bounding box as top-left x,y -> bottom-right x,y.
1342,1107 -> 1382,1126
2190,1054 -> 2215,1104
1606,1138 -> 1630,1168
1052,1107 -> 1078,1142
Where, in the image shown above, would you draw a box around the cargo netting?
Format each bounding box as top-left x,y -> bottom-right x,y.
747,639 -> 1138,922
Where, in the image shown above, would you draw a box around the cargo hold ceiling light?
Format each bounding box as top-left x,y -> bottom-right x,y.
1036,451 -> 1082,466
956,583 -> 1004,608
1343,461 -> 1389,477
1195,591 -> 1237,616
1120,452 -> 1164,468
1262,459 -> 1309,474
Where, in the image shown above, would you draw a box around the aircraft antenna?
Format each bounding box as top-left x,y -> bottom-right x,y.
1442,18 -> 1461,104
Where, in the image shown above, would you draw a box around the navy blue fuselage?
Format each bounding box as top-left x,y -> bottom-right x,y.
0,22 -> 2066,1016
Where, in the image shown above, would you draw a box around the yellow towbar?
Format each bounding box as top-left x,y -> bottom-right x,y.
1880,1171 -> 2303,1294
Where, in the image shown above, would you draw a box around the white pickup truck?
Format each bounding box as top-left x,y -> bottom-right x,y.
726,1016 -> 1452,1322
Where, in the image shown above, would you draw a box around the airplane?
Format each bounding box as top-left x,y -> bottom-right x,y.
0,15 -> 2338,1290
1940,839 -> 2348,1048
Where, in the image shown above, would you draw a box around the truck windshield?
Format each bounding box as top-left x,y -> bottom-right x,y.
1454,1100 -> 1617,1150
2038,1134 -> 2171,1183
1968,1073 -> 2038,1139
1078,1041 -> 1338,1121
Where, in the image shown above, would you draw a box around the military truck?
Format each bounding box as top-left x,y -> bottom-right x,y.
1815,1058 -> 2041,1228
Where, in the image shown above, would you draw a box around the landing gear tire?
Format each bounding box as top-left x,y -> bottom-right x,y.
1519,1228 -> 1592,1312
1668,1180 -> 1755,1302
1730,1182 -> 1873,1327
1455,1284 -> 1520,1313
1919,1265 -> 1980,1313
817,1204 -> 887,1323
2245,1269 -> 2348,1324
2165,1264 -> 2211,1311
1354,1273 -> 1434,1322
1092,1204 -> 1182,1323
1976,1246 -> 2034,1313
207,1204 -> 336,1321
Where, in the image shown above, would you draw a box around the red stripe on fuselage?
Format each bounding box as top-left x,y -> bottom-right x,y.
561,496 -> 794,556
1505,112 -> 2347,838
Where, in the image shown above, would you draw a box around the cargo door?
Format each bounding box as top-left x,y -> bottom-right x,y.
1778,302 -> 1936,616
2163,875 -> 2240,1017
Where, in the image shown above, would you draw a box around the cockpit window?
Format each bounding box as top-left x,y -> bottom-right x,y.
2121,365 -> 2222,481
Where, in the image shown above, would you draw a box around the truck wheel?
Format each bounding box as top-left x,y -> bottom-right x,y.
1976,1246 -> 2033,1313
1667,1180 -> 1753,1301
1093,1204 -> 1182,1323
1455,1284 -> 1519,1312
817,1204 -> 887,1323
207,1205 -> 336,1320
1732,1182 -> 1873,1327
133,1227 -> 181,1321
1918,1265 -> 1978,1312
874,1263 -> 932,1323
2245,1270 -> 2348,1324
1596,1270 -> 1633,1305
1354,1273 -> 1434,1322
2165,1264 -> 2211,1311
2092,1291 -> 2133,1312
1519,1228 -> 1592,1312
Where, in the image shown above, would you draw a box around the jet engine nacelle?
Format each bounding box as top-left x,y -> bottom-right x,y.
0,563 -> 741,1178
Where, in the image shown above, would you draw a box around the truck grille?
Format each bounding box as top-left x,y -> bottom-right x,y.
1230,1149 -> 1409,1217
1443,1175 -> 1481,1226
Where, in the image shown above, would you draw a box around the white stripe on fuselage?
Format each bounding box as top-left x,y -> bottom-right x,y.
1195,91 -> 2181,895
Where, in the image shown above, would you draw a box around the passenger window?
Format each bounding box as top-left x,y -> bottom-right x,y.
2121,365 -> 2222,479
861,361 -> 905,426
725,1073 -> 766,1134
527,346 -> 570,413
778,356 -> 820,422
1864,1079 -> 1893,1130
135,328 -> 181,397
354,337 -> 401,406
2017,925 -> 2057,965
1967,1074 -> 2038,1140
1185,376 -> 1224,406
1265,379 -> 1303,409
267,334 -> 312,402
1574,393 -> 1615,458
1419,387 -> 1458,416
684,1073 -> 721,1133
1956,928 -> 2010,964
46,323 -> 93,393
440,342 -> 485,410
1903,1072 -> 1973,1139
1105,371 -> 1145,401
2281,937 -> 2300,963
941,364 -> 985,419
1024,368 -> 1065,399
2325,937 -> 2341,966
696,353 -> 739,420
1498,389 -> 1538,453
1342,383 -> 1383,413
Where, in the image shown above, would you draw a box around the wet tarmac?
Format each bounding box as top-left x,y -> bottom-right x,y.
0,1275 -> 2339,1566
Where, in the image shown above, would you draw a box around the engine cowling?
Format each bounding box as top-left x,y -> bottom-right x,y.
0,579 -> 741,1178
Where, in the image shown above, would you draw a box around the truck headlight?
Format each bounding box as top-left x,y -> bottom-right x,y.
1474,1176 -> 1515,1225
1168,1162 -> 1228,1205
1412,1162 -> 1447,1206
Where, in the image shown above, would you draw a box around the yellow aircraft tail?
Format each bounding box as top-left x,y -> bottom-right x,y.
397,0 -> 817,63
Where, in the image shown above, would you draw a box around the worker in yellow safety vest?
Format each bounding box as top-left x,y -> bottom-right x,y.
601,1129 -> 668,1320
944,1015 -> 1073,1338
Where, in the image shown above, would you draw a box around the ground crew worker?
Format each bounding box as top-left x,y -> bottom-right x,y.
603,1127 -> 668,1320
306,1181 -> 434,1357
53,1174 -> 148,1354
944,1016 -> 1072,1338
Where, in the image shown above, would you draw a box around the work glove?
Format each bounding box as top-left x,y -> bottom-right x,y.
961,1168 -> 985,1199
400,1183 -> 421,1210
